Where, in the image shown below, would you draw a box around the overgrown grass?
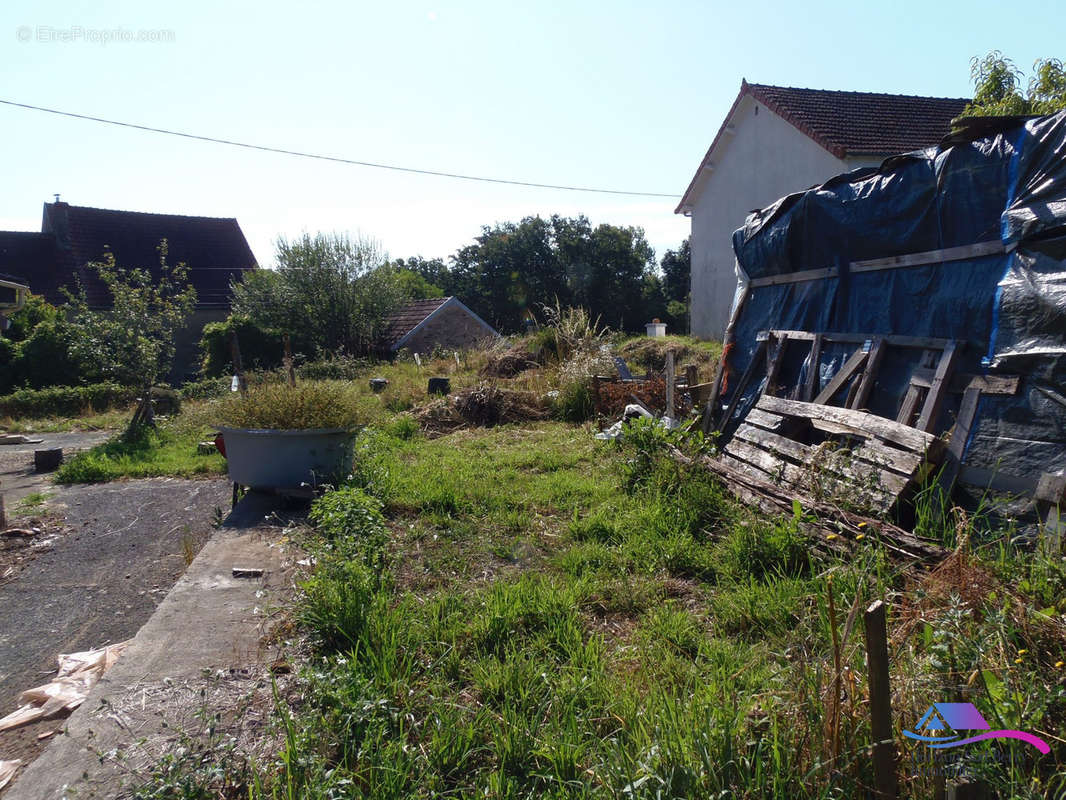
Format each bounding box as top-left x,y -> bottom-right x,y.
55,403 -> 225,483
111,357 -> 1065,798
256,422 -> 1066,799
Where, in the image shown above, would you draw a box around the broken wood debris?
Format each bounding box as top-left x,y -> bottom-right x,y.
231,567 -> 264,579
721,395 -> 944,517
668,445 -> 947,564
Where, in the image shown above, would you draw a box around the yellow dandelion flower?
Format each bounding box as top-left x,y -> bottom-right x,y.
1018,649 -> 1028,655
856,534 -> 865,541
1056,660 -> 1064,668
826,534 -> 838,541
857,522 -> 867,528
1015,658 -> 1023,664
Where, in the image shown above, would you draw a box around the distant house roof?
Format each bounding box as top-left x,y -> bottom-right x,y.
0,202 -> 258,309
0,231 -> 56,294
42,202 -> 258,308
676,80 -> 970,213
383,297 -> 497,351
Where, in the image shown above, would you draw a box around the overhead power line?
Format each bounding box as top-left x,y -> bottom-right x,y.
0,98 -> 680,198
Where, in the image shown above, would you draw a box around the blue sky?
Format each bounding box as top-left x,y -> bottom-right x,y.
1,1 -> 1062,269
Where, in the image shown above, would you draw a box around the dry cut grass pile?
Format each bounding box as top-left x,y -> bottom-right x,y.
415,383 -> 549,435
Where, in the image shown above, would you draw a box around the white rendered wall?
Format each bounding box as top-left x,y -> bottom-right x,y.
687,95 -> 857,340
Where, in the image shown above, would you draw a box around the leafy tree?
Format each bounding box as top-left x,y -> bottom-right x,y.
660,238 -> 691,332
232,232 -> 407,358
391,268 -> 444,300
4,294 -> 63,343
64,241 -> 197,429
437,215 -> 655,332
961,52 -> 1066,117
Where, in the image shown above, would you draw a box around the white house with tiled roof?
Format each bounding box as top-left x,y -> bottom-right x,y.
677,80 -> 969,339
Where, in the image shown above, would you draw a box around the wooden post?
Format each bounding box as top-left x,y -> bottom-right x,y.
865,600 -> 897,800
665,349 -> 676,419
283,334 -> 296,388
916,341 -> 959,432
685,364 -> 698,390
802,333 -> 823,402
711,338 -> 767,433
228,331 -> 248,396
851,337 -> 886,410
0,493 -> 6,531
764,333 -> 789,396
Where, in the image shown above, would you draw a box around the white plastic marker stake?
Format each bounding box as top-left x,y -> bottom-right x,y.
230,375 -> 240,392
414,353 -> 422,367
454,351 -> 461,368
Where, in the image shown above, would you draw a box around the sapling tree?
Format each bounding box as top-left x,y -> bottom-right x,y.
64,240 -> 197,433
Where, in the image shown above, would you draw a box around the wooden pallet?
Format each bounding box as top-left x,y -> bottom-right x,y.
720,395 -> 945,516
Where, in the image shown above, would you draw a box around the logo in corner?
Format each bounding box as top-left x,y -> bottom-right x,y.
903,702 -> 1049,754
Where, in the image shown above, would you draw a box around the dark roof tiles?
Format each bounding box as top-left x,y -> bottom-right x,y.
52,204 -> 257,308
677,80 -> 970,212
746,83 -> 970,157
383,298 -> 449,348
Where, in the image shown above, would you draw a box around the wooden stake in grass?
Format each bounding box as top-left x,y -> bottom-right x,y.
828,576 -> 842,766
864,600 -> 897,799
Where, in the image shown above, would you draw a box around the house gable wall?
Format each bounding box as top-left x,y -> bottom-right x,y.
399,302 -> 495,355
688,95 -> 853,339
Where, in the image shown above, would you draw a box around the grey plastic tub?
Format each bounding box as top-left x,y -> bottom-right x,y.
219,427 -> 355,490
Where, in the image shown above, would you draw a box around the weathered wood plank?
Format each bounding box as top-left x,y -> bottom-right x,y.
908,369 -> 1020,396
764,334 -> 788,396
850,240 -> 1003,273
896,383 -> 923,426
733,423 -> 908,498
813,349 -> 868,405
802,333 -> 823,402
851,337 -> 885,410
765,330 -> 958,350
757,395 -> 939,454
746,241 -> 1003,289
936,385 -> 982,499
916,341 -> 960,432
897,350 -> 938,425
714,339 -> 767,432
744,408 -> 787,432
725,435 -> 896,511
668,446 -> 950,564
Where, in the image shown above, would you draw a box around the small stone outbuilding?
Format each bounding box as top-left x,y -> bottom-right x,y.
382,297 -> 498,355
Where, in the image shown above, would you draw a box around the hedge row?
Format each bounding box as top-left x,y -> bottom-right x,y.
0,383 -> 139,418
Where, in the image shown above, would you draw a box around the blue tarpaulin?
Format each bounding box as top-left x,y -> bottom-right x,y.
720,111 -> 1066,489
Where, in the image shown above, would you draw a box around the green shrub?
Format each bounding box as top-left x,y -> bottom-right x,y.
199,314 -> 282,377
180,376 -> 230,400
552,378 -> 594,422
297,355 -> 371,381
11,320 -> 91,389
215,382 -> 361,430
0,382 -> 137,418
4,295 -> 63,343
0,337 -> 14,394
